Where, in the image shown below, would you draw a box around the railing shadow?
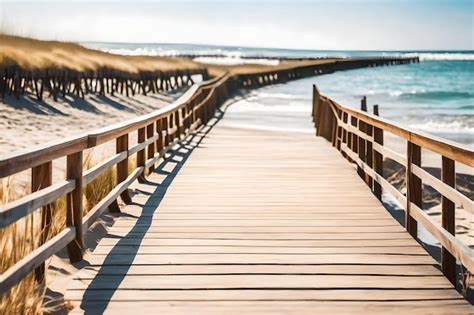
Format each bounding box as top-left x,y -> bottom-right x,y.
79,105 -> 228,313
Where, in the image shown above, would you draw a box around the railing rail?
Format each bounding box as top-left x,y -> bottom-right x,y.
0,56 -> 418,294
312,84 -> 474,287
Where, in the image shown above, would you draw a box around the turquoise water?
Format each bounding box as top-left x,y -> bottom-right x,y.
84,42 -> 474,145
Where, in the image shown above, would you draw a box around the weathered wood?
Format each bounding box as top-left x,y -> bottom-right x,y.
409,202 -> 473,274
31,161 -> 52,282
83,152 -> 127,186
406,142 -> 420,238
66,152 -> 83,262
147,123 -> 156,174
358,97 -> 368,182
327,99 -> 473,167
411,164 -> 472,214
441,157 -> 456,285
65,124 -> 468,312
372,105 -> 383,200
137,127 -> 146,183
115,134 -> 131,206
0,180 -> 74,228
0,227 -> 75,293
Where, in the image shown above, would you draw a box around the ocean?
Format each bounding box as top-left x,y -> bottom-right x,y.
84,42 -> 474,147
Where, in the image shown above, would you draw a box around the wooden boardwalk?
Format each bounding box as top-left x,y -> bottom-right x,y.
65,110 -> 472,314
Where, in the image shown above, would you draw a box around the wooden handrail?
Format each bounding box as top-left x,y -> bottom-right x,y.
326,98 -> 473,167
312,85 -> 474,288
0,56 -> 418,294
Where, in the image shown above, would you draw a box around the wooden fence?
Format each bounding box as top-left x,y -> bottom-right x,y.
0,66 -> 208,102
0,56 -> 418,295
312,85 -> 474,287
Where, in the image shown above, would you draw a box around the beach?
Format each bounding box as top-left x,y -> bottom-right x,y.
0,39 -> 472,313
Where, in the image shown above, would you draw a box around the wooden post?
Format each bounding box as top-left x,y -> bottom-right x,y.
365,102 -> 373,189
174,109 -> 181,139
441,156 -> 456,285
162,116 -> 170,151
66,152 -> 83,262
351,116 -> 360,170
312,85 -> 320,130
373,105 -> 383,200
358,97 -> 367,180
406,142 -> 420,238
156,119 -> 164,155
115,134 -> 131,206
32,161 -> 52,282
147,123 -> 155,174
137,127 -> 146,182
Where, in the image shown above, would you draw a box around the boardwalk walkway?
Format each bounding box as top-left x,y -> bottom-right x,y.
65,106 -> 471,314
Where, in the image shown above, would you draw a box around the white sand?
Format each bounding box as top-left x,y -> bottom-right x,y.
0,92 -> 180,154
0,91 -> 185,185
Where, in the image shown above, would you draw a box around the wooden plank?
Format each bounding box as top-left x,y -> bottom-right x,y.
67,274 -> 453,290
69,300 -> 472,315
83,152 -> 127,186
0,179 -> 75,228
411,164 -> 473,214
86,253 -> 437,266
66,288 -> 462,302
82,167 -> 143,232
0,227 -> 75,293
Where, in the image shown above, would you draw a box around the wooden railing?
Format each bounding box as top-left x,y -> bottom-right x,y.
312,85 -> 474,287
0,73 -> 234,293
0,55 -> 419,295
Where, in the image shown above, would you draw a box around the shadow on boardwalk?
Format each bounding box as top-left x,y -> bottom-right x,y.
79,106 -> 228,314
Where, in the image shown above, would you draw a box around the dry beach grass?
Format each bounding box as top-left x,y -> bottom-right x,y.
0,154 -> 133,314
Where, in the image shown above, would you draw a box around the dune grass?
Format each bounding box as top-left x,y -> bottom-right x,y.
0,34 -> 201,73
0,34 -> 337,78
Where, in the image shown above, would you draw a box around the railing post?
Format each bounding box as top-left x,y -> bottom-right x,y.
351,116 -> 360,171
147,122 -> 155,174
156,119 -> 163,154
373,105 -> 383,200
441,156 -> 456,286
66,151 -> 83,262
164,116 -> 170,149
406,141 -> 420,238
312,84 -> 320,129
318,99 -> 327,138
115,134 -> 131,206
174,110 -> 180,139
358,97 -> 367,181
32,161 -> 52,282
137,127 -> 146,182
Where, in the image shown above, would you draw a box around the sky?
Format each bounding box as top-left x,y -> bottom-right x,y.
0,0 -> 472,50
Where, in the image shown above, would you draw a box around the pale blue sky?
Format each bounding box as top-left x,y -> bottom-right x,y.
0,0 -> 472,50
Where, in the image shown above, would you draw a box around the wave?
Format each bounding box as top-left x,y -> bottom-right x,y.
193,56 -> 279,66
407,116 -> 474,135
397,90 -> 474,101
229,99 -> 310,113
393,52 -> 474,61
254,92 -> 311,101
